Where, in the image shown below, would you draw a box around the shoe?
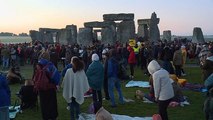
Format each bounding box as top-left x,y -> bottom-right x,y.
180,102 -> 185,107
183,101 -> 190,105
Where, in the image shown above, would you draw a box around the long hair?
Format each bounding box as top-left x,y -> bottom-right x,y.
71,56 -> 84,73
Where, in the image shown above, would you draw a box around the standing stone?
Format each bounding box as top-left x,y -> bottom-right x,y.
29,30 -> 42,43
77,28 -> 93,46
137,19 -> 150,40
149,12 -> 160,44
163,30 -> 172,41
117,20 -> 135,44
57,29 -> 71,45
66,25 -> 77,44
192,27 -> 205,43
101,25 -> 116,45
43,33 -> 54,43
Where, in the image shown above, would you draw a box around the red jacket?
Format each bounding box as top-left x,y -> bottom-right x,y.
127,46 -> 136,64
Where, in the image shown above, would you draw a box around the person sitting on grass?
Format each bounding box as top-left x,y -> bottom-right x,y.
95,102 -> 113,120
18,80 -> 37,110
7,66 -> 23,84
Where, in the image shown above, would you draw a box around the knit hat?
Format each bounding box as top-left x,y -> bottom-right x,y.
92,53 -> 99,61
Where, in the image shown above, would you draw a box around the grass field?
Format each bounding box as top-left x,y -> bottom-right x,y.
7,63 -> 206,120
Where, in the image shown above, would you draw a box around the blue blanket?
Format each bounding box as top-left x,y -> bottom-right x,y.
125,80 -> 150,88
9,105 -> 20,119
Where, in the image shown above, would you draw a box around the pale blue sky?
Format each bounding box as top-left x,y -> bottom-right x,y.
0,0 -> 212,35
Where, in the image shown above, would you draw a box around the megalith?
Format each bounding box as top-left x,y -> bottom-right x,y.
163,30 -> 172,41
117,20 -> 135,44
149,12 -> 160,44
192,27 -> 205,43
77,28 -> 93,46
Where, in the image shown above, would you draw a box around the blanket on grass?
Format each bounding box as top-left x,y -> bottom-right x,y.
182,83 -> 207,92
125,80 -> 150,88
78,113 -> 152,120
9,105 -> 20,119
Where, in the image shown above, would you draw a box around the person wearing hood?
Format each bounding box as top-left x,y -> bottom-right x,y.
201,48 -> 213,81
86,53 -> 104,113
148,60 -> 174,120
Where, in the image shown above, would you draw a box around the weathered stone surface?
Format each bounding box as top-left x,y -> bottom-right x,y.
57,29 -> 72,45
103,13 -> 134,21
149,12 -> 160,43
84,21 -> 115,28
117,20 -> 135,44
138,19 -> 151,25
66,25 -> 77,44
77,28 -> 93,46
192,27 -> 205,43
137,24 -> 149,39
101,25 -> 116,45
163,30 -> 172,41
29,30 -> 42,43
39,28 -> 59,43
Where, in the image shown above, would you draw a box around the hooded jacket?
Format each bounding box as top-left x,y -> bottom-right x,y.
201,56 -> 213,81
86,54 -> 104,90
148,60 -> 174,100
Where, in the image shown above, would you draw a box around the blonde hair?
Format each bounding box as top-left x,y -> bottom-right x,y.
25,80 -> 34,86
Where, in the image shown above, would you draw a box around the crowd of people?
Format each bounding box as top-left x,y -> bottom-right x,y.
1,38 -> 213,120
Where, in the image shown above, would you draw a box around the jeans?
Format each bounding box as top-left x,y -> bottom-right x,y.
108,77 -> 124,106
0,106 -> 10,120
69,98 -> 80,120
2,57 -> 9,68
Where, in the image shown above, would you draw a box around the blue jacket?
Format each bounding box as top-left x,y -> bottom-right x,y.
86,61 -> 104,90
61,64 -> 72,77
0,75 -> 11,108
107,57 -> 118,78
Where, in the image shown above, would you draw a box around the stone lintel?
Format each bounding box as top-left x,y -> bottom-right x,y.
84,21 -> 114,28
103,13 -> 134,21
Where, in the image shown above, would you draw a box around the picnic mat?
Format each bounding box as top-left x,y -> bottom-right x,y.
9,105 -> 20,119
78,113 -> 152,120
182,83 -> 207,92
125,80 -> 150,88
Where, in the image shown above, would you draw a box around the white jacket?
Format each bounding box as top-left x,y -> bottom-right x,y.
148,60 -> 174,101
62,68 -> 89,104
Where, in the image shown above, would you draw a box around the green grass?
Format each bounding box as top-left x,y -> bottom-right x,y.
8,63 -> 206,120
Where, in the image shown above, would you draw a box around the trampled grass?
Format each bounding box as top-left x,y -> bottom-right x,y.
8,63 -> 205,120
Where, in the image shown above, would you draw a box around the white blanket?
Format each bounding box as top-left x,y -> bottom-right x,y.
78,113 -> 152,120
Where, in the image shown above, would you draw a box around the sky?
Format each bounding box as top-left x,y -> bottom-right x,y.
0,0 -> 212,36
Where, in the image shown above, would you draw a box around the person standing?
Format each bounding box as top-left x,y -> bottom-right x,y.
86,53 -> 104,113
1,46 -> 10,70
63,56 -> 89,120
173,46 -> 183,77
107,49 -> 124,107
127,46 -> 136,79
33,59 -> 58,120
102,48 -> 110,100
0,74 -> 10,120
148,60 -> 174,120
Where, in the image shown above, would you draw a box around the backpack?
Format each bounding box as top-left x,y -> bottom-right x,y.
46,62 -> 61,85
152,114 -> 162,120
33,65 -> 55,91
